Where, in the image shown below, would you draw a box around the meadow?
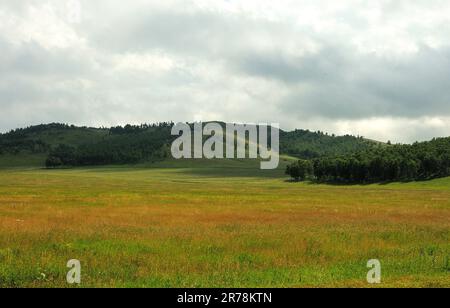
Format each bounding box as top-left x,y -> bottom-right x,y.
0,159 -> 449,288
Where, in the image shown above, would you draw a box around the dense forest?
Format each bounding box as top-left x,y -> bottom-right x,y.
286,137 -> 450,183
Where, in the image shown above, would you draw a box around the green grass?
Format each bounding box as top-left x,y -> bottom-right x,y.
0,161 -> 449,288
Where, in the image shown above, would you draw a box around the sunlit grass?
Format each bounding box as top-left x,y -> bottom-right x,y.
0,163 -> 449,288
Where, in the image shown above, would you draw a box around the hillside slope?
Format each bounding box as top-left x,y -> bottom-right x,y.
280,129 -> 378,159
0,123 -> 380,168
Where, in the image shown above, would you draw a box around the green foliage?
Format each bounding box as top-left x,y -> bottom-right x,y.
286,159 -> 314,181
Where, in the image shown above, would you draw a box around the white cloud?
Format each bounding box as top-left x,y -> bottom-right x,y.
0,2 -> 86,49
113,52 -> 177,73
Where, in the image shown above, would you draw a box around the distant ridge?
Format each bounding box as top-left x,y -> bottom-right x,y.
0,122 -> 380,168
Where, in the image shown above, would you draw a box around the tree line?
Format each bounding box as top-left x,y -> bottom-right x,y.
286,137 -> 450,183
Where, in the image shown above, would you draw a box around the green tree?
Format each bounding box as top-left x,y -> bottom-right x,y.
45,156 -> 62,168
286,160 -> 314,181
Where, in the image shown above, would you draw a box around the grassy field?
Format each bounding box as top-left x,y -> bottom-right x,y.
0,160 -> 449,288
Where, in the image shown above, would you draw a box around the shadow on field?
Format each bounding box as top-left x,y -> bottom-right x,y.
154,158 -> 291,179
178,167 -> 286,179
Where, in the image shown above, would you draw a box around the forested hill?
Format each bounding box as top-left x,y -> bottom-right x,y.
0,122 -> 379,167
0,123 -> 174,167
280,129 -> 377,159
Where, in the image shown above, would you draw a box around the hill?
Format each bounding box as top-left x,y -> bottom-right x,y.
0,122 -> 380,168
280,129 -> 378,159
0,123 -> 173,167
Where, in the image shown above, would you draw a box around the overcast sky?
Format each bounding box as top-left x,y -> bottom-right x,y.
1,0 -> 450,142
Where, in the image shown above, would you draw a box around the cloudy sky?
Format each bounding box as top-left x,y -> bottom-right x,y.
1,0 -> 450,142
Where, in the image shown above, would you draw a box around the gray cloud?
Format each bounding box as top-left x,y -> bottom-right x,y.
1,41 -> 90,78
278,46 -> 450,120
